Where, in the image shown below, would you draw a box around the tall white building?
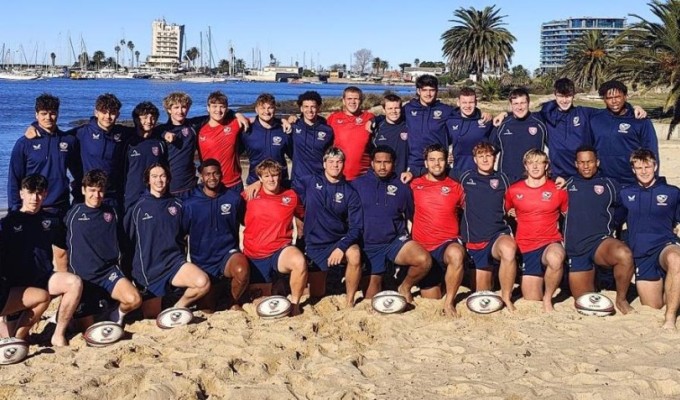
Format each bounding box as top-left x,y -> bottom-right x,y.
146,19 -> 184,70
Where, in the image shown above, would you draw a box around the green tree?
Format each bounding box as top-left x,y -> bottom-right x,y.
50,52 -> 56,67
380,60 -> 389,74
561,30 -> 614,93
413,58 -> 420,67
185,47 -> 200,70
510,64 -> 531,87
217,59 -> 230,73
398,63 -> 411,75
114,45 -> 121,71
127,41 -> 135,68
441,5 -> 516,82
92,50 -> 105,71
371,57 -> 382,75
234,58 -> 246,74
135,50 -> 140,68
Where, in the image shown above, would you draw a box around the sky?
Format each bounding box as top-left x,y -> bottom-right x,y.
1,0 -> 658,73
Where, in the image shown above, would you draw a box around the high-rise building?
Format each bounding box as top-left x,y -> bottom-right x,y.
540,17 -> 628,73
146,19 -> 184,71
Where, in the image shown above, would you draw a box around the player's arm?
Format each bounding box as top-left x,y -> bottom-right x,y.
8,141 -> 27,210
52,246 -> 68,272
334,189 -> 363,254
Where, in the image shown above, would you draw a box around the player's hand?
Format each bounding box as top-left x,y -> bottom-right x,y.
287,115 -> 299,125
480,112 -> 492,123
25,126 -> 39,139
493,112 -> 507,127
400,171 -> 413,184
555,176 -> 567,189
235,113 -> 251,130
633,105 -> 647,119
295,218 -> 304,238
327,248 -> 344,266
164,131 -> 175,143
281,118 -> 292,134
365,120 -> 373,133
244,181 -> 262,200
507,208 -> 516,218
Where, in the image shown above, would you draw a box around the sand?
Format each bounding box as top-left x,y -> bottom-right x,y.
2,135 -> 680,400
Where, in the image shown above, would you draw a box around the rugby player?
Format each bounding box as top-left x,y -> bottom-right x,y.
367,94 -> 410,178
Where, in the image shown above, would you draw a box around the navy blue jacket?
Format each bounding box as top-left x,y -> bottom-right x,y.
181,185 -> 243,276
297,174 -> 363,251
71,118 -> 129,201
351,170 -> 413,245
370,116 -> 409,174
156,117 -> 203,194
491,112 -> 547,183
590,107 -> 658,186
241,117 -> 293,184
619,177 -> 680,258
8,122 -> 82,211
65,203 -> 120,281
124,193 -> 186,287
403,98 -> 454,176
0,210 -> 64,287
447,109 -> 494,179
459,169 -> 512,243
290,118 -> 334,187
563,174 -> 621,256
540,101 -> 594,180
123,133 -> 168,210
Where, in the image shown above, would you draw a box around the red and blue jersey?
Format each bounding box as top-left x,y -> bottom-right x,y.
197,118 -> 243,188
327,110 -> 375,180
410,175 -> 464,251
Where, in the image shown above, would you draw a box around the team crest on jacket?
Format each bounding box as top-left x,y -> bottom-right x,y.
59,142 -> 68,152
224,126 -> 232,134
627,195 -> 636,202
334,193 -> 344,203
400,131 -> 408,140
41,220 -> 52,230
92,133 -> 100,140
220,204 -> 231,214
167,206 -> 178,216
542,191 -> 552,201
182,128 -> 189,137
113,133 -> 122,142
410,111 -> 417,116
295,128 -> 302,134
593,185 -> 604,195
273,137 -> 282,145
478,119 -> 487,127
355,117 -> 363,124
387,185 -> 397,195
450,124 -> 459,131
528,127 -> 538,135
573,116 -> 580,127
490,179 -> 499,189
441,186 -> 450,195
433,110 -> 442,119
32,144 -> 41,150
152,146 -> 160,156
282,196 -> 292,205
618,123 -> 630,133
317,132 -> 326,140
103,212 -> 113,223
657,194 -> 668,205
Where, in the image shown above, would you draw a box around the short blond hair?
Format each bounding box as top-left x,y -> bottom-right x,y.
163,92 -> 192,112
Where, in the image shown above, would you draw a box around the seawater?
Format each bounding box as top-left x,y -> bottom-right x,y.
0,79 -> 413,208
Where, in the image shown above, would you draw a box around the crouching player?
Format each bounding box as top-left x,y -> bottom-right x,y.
243,159 -> 308,316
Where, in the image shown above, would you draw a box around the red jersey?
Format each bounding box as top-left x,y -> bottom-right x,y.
410,175 -> 464,251
242,189 -> 304,259
505,179 -> 567,253
198,118 -> 242,187
327,110 -> 374,180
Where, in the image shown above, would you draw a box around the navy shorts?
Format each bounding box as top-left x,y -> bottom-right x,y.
520,243 -> 558,277
202,249 -> 241,278
467,233 -> 508,271
567,237 -> 610,273
419,239 -> 462,289
307,243 -> 341,273
635,242 -> 680,281
363,236 -> 411,275
136,263 -> 184,299
248,246 -> 288,284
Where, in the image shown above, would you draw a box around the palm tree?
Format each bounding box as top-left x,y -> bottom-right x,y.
399,63 -> 411,75
92,50 -> 105,71
50,52 -> 56,68
371,57 -> 381,75
441,5 -> 516,82
609,0 -> 680,137
560,30 -> 614,93
380,60 -> 389,75
234,58 -> 246,74
135,50 -> 140,68
127,41 -> 134,68
413,58 -> 420,67
114,45 -> 121,71
185,47 -> 200,70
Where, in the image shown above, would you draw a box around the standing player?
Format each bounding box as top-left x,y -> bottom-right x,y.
505,149 -> 567,311
459,142 -> 517,311
620,149 -> 680,329
124,163 -> 210,319
563,146 -> 634,314
242,159 -> 307,316
410,144 -> 466,317
368,94 -> 409,178
182,159 -> 250,312
352,146 -> 431,300
299,147 -> 363,307
492,89 -> 547,183
65,170 -> 142,327
327,87 -> 375,180
0,175 -> 83,346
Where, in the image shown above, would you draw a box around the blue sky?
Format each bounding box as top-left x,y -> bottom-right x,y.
2,0 -> 657,72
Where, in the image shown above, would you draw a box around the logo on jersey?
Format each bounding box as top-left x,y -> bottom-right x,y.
13,225 -> 22,232
542,191 -> 552,201
315,183 -> 323,190
433,110 -> 442,120
32,144 -> 41,150
450,124 -> 459,131
199,135 -> 207,141
400,132 -> 408,141
282,196 -> 292,205
113,133 -> 122,142
398,234 -> 409,242
78,213 -> 90,221
334,193 -> 344,203
657,194 -> 668,206
92,133 -> 100,140
568,185 -> 578,192
593,185 -> 604,195
130,149 -> 141,157
152,146 -> 160,156
502,129 -> 513,136
103,212 -> 113,223
182,128 -> 190,137
355,117 -> 363,124
441,186 -> 450,195
41,220 -> 52,230
272,137 -> 282,146
295,128 -> 302,134
167,206 -> 178,216
627,195 -> 636,202
317,132 -> 326,141
465,178 -> 476,186
108,271 -> 119,281
478,120 -> 487,128
220,204 -> 231,215
618,123 -> 630,133
224,126 -> 232,134
142,213 -> 153,220
528,127 -> 538,135
387,185 -> 398,196
515,194 -> 524,200
59,142 -> 68,152
573,116 -> 580,127
415,185 -> 424,190
410,111 -> 417,116
377,135 -> 387,141
490,179 -> 499,189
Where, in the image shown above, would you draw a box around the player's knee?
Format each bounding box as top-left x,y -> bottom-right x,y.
66,274 -> 83,292
614,245 -> 633,264
415,251 -> 432,269
122,290 -> 142,309
194,273 -> 211,291
499,241 -> 517,260
445,246 -> 465,266
346,246 -> 361,265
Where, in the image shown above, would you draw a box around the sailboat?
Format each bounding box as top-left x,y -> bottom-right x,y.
0,43 -> 40,80
181,26 -> 226,83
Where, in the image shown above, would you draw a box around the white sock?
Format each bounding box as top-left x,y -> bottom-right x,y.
109,308 -> 126,325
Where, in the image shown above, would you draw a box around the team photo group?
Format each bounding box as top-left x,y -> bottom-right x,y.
1,73 -> 677,364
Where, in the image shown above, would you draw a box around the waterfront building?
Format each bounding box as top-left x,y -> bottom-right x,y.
146,19 -> 184,71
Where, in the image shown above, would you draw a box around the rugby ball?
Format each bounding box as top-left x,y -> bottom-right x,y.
156,307 -> 194,329
256,295 -> 292,319
0,337 -> 28,365
371,290 -> 407,314
83,321 -> 124,347
575,292 -> 615,316
466,291 -> 504,314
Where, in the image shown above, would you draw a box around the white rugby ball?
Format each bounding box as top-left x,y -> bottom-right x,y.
466,290 -> 504,314
84,321 -> 124,347
156,307 -> 194,329
575,292 -> 615,316
0,337 -> 28,365
256,295 -> 292,319
371,290 -> 407,314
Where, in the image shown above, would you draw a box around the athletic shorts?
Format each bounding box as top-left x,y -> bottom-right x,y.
363,236 -> 411,275
419,239 -> 463,289
9,272 -> 53,291
467,233 -> 508,271
635,242 -> 680,281
135,263 -> 184,299
0,278 -> 11,313
520,243 -> 559,277
202,249 -> 241,278
248,246 -> 288,284
567,237 -> 609,273
307,243 -> 342,273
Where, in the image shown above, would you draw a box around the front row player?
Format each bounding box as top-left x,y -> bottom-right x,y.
620,149 -> 680,329
124,163 -> 210,318
563,146 -> 634,314
0,174 -> 83,346
505,149 -> 568,312
242,159 -> 308,316
65,170 -> 142,327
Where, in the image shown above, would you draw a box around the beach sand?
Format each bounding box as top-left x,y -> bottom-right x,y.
2,138 -> 680,400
